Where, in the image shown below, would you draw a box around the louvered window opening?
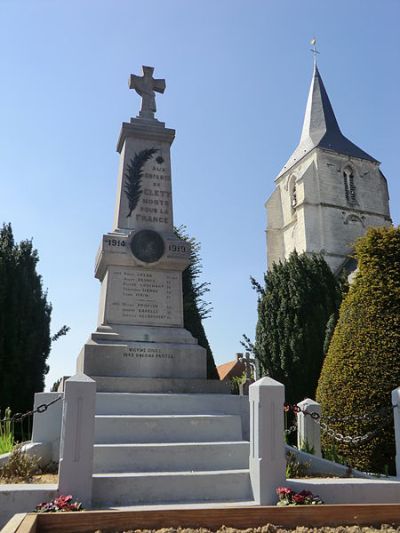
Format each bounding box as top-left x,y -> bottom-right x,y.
343,167 -> 356,204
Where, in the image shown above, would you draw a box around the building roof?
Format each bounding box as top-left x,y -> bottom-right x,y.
277,65 -> 378,178
217,358 -> 246,381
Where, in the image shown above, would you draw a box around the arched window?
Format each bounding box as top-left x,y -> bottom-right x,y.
343,166 -> 356,204
289,176 -> 297,211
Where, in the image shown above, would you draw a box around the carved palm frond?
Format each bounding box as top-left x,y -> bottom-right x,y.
124,147 -> 158,217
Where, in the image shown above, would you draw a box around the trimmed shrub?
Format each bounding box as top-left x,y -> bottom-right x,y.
316,226 -> 400,473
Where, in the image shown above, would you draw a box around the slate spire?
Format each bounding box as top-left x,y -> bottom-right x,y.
300,64 -> 341,144
278,65 -> 377,177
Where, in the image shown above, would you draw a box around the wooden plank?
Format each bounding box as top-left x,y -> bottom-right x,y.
35,504 -> 400,533
0,514 -> 27,533
15,514 -> 37,533
0,513 -> 37,533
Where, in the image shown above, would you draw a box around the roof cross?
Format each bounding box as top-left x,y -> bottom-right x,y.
310,38 -> 320,66
129,66 -> 166,119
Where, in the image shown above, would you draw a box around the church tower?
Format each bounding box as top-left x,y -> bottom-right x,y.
266,64 -> 391,273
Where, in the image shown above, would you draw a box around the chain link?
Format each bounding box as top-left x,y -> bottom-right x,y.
0,395 -> 63,424
317,415 -> 392,445
284,421 -> 298,435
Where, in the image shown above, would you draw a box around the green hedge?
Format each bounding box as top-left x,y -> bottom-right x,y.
316,226 -> 400,473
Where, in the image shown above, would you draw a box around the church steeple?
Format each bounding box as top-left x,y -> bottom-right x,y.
266,60 -> 391,274
278,65 -> 377,178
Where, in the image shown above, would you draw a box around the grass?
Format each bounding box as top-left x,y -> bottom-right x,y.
0,407 -> 14,454
285,451 -> 310,478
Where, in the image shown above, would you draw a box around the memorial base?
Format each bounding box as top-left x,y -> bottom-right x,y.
77,337 -> 207,380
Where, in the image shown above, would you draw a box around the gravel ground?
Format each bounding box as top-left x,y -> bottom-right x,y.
93,525 -> 400,533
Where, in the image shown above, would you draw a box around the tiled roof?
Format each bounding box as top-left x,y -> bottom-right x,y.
217,359 -> 246,380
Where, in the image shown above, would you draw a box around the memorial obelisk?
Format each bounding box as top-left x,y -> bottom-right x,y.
77,66 -> 220,393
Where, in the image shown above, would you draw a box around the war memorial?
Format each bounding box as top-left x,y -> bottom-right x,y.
1,64 -> 400,531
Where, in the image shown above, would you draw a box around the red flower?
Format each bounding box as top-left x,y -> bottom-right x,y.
293,493 -> 306,504
276,487 -> 293,495
35,494 -> 83,513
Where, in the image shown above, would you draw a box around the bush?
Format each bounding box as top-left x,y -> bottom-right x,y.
285,451 -> 310,478
316,226 -> 400,473
0,445 -> 40,482
253,251 -> 342,404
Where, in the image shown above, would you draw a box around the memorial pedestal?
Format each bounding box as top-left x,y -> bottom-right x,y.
76,84 -> 220,393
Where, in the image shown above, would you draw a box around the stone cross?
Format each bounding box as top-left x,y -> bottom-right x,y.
129,66 -> 166,119
238,352 -> 258,381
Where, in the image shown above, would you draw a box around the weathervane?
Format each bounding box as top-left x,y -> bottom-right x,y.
310,38 -> 320,66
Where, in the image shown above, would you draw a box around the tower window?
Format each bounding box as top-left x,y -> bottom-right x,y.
343,166 -> 356,204
289,176 -> 297,212
291,183 -> 297,208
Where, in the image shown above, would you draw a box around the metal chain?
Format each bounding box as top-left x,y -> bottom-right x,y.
284,421 -> 298,435
283,402 -> 397,447
316,414 -> 392,446
0,395 -> 63,424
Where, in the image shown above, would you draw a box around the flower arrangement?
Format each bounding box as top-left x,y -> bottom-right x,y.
35,494 -> 83,513
276,486 -> 323,506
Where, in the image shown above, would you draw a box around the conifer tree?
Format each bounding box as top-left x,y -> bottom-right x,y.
0,223 -> 52,414
253,251 -> 342,404
175,227 -> 218,379
317,226 -> 400,473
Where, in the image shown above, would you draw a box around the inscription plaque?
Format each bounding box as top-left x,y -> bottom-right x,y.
123,346 -> 174,359
105,267 -> 182,327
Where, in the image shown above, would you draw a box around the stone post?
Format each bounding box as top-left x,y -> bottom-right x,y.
297,398 -> 322,457
58,374 -> 96,507
249,377 -> 286,505
392,387 -> 400,478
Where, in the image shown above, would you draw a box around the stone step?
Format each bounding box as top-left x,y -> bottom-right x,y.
92,470 -> 252,506
95,392 -> 248,416
92,376 -> 230,394
93,441 -> 250,473
94,414 -> 243,444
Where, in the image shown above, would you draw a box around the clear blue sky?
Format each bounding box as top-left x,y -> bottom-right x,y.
1,0 -> 399,391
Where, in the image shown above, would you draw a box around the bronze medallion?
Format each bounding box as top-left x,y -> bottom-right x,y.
130,230 -> 165,263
